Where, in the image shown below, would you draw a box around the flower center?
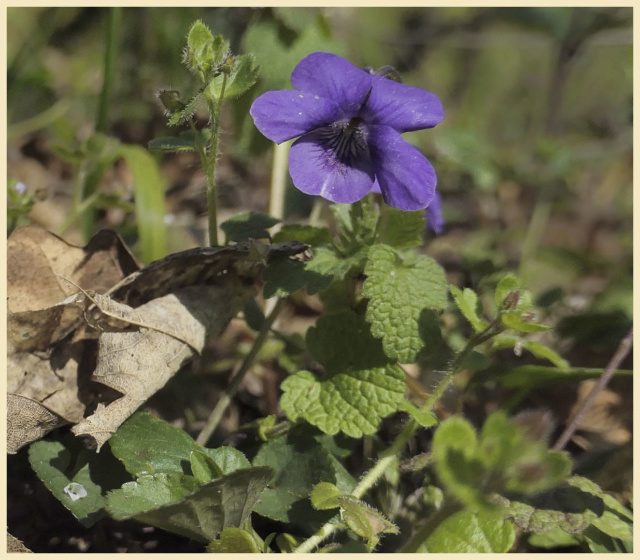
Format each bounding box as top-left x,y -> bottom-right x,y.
318,118 -> 368,166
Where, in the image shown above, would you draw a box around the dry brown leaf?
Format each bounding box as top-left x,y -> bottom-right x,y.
8,225 -> 139,314
7,227 -> 308,453
7,531 -> 33,553
72,283 -> 254,450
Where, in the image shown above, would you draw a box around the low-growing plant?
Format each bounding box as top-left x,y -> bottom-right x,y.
7,17 -> 632,554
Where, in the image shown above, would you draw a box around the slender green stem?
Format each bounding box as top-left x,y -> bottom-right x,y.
96,7 -> 121,134
57,190 -> 103,236
269,140 -> 291,228
292,319 -> 505,553
203,73 -> 228,246
195,297 -> 286,446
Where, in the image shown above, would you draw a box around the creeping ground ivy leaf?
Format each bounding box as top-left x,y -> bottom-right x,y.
363,244 -> 447,363
280,310 -> 406,437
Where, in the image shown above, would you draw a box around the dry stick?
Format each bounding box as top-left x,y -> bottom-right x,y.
553,327 -> 633,451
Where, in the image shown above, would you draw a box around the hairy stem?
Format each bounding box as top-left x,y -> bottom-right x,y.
203,73 -> 227,246
195,297 -> 286,446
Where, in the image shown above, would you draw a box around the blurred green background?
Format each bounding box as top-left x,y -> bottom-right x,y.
7,6 -> 633,361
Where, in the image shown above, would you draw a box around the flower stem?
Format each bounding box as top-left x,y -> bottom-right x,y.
292,319 -> 504,553
203,73 -> 227,247
195,297 -> 286,446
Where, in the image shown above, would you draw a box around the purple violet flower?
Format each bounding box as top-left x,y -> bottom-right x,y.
425,191 -> 445,234
250,52 -> 444,211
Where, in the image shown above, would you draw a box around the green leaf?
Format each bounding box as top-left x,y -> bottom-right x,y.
421,509 -> 516,553
117,144 -> 166,263
106,467 -> 273,542
109,412 -> 250,477
251,437 -> 337,524
190,450 -> 223,484
363,244 -> 447,362
450,285 -> 488,333
212,53 -> 260,99
272,224 -> 331,247
590,493 -> 633,542
148,131 -> 202,152
28,432 -> 130,527
337,496 -> 398,551
502,313 -> 551,333
375,204 -> 425,249
185,21 -> 229,80
305,245 -> 369,280
490,364 -> 631,389
433,414 -> 571,510
398,400 -> 438,428
493,476 -> 605,534
262,258 -> 332,299
493,334 -> 569,369
207,528 -> 260,553
527,527 -> 581,549
306,309 -> 391,373
281,367 -> 405,438
221,211 -> 280,242
311,482 -> 342,510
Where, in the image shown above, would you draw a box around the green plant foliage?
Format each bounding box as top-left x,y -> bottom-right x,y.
419,509 -> 516,553
337,496 -> 399,551
117,144 -> 167,263
493,476 -> 606,534
106,467 -> 273,542
109,412 -> 250,476
210,53 -> 260,99
432,413 -> 572,510
310,482 -> 342,510
190,450 -> 223,483
363,244 -> 447,362
375,205 -> 426,249
28,432 -> 131,527
450,285 -> 489,333
221,211 -> 280,242
251,437 -> 338,525
262,258 -> 333,298
207,528 -> 260,553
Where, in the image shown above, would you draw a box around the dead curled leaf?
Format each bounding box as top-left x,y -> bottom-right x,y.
7,226 -> 308,453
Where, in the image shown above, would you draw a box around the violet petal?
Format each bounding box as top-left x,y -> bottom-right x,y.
368,125 -> 437,211
250,89 -> 344,144
289,130 -> 375,203
291,52 -> 373,116
364,75 -> 444,132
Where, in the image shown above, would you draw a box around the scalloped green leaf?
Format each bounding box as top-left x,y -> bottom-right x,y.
363,244 -> 446,363
280,366 -> 405,438
375,204 -> 425,249
421,509 -> 516,553
109,411 -> 249,477
106,467 -> 273,542
251,437 -> 337,525
305,245 -> 369,279
262,258 -> 332,299
450,285 -> 488,333
306,310 -> 391,374
502,313 -> 551,333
